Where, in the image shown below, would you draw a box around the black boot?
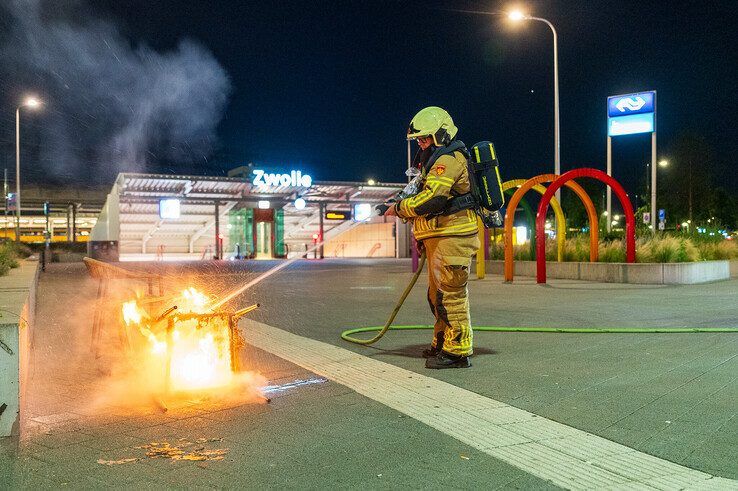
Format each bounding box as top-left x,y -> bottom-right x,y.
425,351 -> 471,369
421,345 -> 440,358
422,330 -> 445,358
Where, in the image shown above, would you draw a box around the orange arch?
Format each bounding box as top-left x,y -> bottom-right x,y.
503,179 -> 566,263
504,174 -> 599,282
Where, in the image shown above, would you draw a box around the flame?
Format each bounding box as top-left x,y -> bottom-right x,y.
169,327 -> 232,390
180,287 -> 209,313
122,300 -> 145,325
121,288 -> 235,393
166,316 -> 233,391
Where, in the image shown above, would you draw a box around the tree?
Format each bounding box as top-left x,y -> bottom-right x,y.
659,132 -> 714,226
708,187 -> 737,230
560,179 -> 605,230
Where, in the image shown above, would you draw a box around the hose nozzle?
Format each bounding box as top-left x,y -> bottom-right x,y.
233,303 -> 260,320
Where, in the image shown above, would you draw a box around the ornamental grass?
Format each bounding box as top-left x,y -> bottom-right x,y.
486,233 -> 738,263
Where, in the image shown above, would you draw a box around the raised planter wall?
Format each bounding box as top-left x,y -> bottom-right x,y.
483,260 -> 730,285
0,259 -> 39,438
730,260 -> 738,278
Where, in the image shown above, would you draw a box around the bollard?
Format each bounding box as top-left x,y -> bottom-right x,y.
476,217 -> 485,279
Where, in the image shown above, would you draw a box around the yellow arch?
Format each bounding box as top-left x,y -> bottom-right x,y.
502,179 -> 566,262
505,174 -> 599,283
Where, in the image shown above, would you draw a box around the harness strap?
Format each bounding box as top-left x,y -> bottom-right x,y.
437,193 -> 477,216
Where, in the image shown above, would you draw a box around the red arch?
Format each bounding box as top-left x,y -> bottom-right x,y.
536,168 -> 635,284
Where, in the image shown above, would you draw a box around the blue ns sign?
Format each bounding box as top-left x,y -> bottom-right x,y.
607,91 -> 656,137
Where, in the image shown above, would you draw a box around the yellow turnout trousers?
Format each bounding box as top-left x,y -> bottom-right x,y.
423,234 -> 480,357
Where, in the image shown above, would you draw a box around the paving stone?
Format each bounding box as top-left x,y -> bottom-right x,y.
29,429 -> 96,449
10,260 -> 737,486
79,433 -> 145,452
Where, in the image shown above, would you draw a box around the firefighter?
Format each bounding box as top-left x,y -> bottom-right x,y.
384,106 -> 480,369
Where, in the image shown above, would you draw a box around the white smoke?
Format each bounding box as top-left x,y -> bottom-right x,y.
0,0 -> 231,180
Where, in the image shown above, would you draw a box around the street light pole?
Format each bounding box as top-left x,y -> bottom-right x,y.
508,12 -> 561,202
532,17 -> 560,181
14,97 -> 41,242
15,107 -> 21,242
646,159 -> 669,228
651,130 -> 657,230
15,107 -> 20,242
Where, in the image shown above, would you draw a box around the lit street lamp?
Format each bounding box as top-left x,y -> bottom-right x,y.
15,97 -> 41,242
508,9 -> 560,200
643,159 -> 668,214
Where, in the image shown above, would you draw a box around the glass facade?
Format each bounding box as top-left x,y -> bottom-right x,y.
275,209 -> 285,257
228,208 -> 254,258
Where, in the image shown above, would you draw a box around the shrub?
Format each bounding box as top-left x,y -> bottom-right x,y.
696,240 -> 738,260
0,243 -> 19,275
488,242 -> 505,260
14,242 -> 32,259
567,236 -> 591,262
599,240 -> 626,263
487,231 -> 736,263
636,236 -> 700,263
675,237 -> 700,262
512,245 -> 531,261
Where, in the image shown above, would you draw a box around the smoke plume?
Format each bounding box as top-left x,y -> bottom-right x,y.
0,0 -> 231,181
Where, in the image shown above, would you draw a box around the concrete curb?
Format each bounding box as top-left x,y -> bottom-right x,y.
483,260 -> 730,284
0,259 -> 40,438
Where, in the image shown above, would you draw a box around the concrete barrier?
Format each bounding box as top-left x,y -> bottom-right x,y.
662,260 -> 730,284
547,261 -> 580,280
579,263 -> 624,283
484,259 -> 730,285
0,259 -> 39,438
621,263 -> 664,284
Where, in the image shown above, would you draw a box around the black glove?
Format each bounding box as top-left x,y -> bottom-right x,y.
375,203 -> 390,216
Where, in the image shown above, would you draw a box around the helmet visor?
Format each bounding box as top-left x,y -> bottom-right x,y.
406,123 -> 430,141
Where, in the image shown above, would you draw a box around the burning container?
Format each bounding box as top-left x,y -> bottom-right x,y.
84,259 -> 260,399
122,287 -> 258,394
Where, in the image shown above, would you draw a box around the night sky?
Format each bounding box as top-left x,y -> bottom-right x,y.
2,0 -> 737,194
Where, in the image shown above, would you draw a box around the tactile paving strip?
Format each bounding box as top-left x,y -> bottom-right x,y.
243,321 -> 737,490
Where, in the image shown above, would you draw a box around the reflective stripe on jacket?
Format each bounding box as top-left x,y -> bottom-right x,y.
396,148 -> 478,240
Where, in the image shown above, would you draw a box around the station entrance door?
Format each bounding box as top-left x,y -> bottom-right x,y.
255,221 -> 272,259
229,207 -> 285,259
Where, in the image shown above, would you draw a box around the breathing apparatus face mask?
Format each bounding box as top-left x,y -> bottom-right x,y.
399,166 -> 422,200
398,144 -> 433,200
412,145 -> 434,168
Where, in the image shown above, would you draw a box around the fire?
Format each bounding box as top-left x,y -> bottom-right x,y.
180,287 -> 209,313
121,287 -> 236,393
122,300 -> 145,325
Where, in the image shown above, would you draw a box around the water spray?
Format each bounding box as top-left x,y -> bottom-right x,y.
212,219 -> 364,309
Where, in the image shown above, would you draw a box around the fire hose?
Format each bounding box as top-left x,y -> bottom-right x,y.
342,252 -> 428,345
341,253 -> 738,345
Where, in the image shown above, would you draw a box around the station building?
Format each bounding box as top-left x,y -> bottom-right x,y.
90,165 -> 410,261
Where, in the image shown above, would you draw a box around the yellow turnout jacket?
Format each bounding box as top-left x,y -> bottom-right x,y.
395,143 -> 478,240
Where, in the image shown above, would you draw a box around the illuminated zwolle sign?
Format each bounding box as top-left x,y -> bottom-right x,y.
252,169 -> 312,188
